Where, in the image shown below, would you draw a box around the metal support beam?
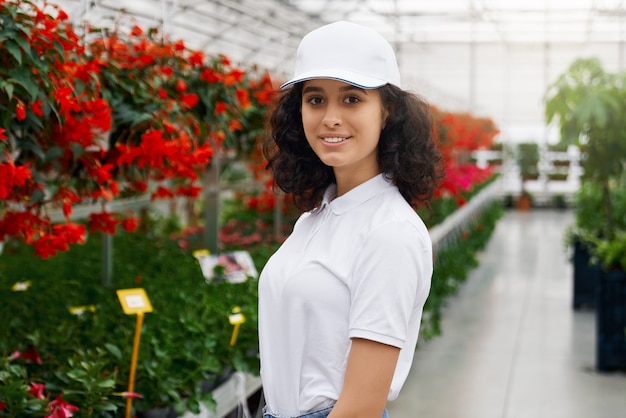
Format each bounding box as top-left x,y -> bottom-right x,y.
203,158 -> 220,254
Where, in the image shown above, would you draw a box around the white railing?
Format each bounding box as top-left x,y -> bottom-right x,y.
429,180 -> 501,253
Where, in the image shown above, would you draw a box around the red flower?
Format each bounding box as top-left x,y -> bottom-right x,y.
151,186 -> 174,200
160,66 -> 174,77
0,128 -> 7,141
122,216 -> 140,232
224,68 -> 245,86
46,395 -> 79,418
181,93 -> 199,108
174,40 -> 185,51
52,222 -> 87,245
176,79 -> 187,92
32,100 -> 44,117
10,347 -> 42,364
175,184 -> 202,198
33,234 -> 70,259
16,100 -> 26,121
189,51 -> 204,66
89,212 -> 119,234
29,382 -> 46,399
228,119 -> 243,132
214,102 -> 228,115
200,67 -> 222,83
130,25 -> 143,36
138,54 -> 155,66
220,54 -> 231,66
236,88 -> 251,109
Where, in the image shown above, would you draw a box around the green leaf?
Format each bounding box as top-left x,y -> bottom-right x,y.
13,34 -> 31,57
66,369 -> 86,380
8,68 -> 39,102
70,142 -> 85,160
5,40 -> 23,65
186,398 -> 201,414
14,22 -> 32,37
44,146 -> 64,162
95,402 -> 119,411
97,378 -> 116,388
18,140 -> 45,160
104,343 -> 122,360
1,82 -> 15,101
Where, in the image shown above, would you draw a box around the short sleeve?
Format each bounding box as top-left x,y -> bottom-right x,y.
348,221 -> 430,348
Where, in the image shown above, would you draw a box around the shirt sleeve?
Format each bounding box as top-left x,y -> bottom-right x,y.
347,220 -> 431,348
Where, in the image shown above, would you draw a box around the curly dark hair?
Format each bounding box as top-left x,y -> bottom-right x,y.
264,82 -> 444,212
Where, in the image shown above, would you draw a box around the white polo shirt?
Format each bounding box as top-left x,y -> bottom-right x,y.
258,174 -> 433,417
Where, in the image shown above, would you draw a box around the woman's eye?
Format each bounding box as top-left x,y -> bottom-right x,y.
344,96 -> 360,104
306,96 -> 324,105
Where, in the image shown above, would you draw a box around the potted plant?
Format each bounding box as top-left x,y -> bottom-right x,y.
515,142 -> 539,210
545,57 -> 626,371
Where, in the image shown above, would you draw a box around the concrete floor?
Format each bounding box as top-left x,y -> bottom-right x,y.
389,209 -> 626,418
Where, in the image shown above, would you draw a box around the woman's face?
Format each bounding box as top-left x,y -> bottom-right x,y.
301,79 -> 387,181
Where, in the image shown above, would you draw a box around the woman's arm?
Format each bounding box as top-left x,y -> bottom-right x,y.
328,338 -> 401,418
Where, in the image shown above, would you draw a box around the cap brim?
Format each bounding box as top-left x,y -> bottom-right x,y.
280,69 -> 388,90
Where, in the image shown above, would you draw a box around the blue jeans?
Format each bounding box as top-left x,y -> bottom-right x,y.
262,405 -> 389,418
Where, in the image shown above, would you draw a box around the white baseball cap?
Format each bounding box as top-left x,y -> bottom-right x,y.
281,21 -> 402,90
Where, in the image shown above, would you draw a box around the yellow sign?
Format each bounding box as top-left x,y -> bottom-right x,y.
229,306 -> 246,346
116,288 -> 153,315
115,288 -> 153,418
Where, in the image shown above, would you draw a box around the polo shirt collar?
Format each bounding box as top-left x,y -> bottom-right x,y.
319,173 -> 393,215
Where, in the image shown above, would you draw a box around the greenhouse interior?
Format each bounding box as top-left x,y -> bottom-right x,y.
1,0 -> 625,417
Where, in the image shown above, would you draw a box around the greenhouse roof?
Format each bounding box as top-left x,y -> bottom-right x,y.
49,0 -> 626,139
50,0 -> 626,71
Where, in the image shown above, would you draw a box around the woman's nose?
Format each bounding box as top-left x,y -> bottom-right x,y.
322,104 -> 342,127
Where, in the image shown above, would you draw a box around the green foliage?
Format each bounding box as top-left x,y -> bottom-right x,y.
592,230 -> 626,271
420,201 -> 505,339
545,57 -> 626,240
516,142 -> 540,180
568,175 -> 626,271
0,224 -> 261,416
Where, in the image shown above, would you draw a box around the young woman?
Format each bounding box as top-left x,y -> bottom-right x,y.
258,21 -> 443,418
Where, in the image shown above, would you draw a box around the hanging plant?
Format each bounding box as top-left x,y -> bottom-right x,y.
0,0 -> 277,258
0,0 -> 114,258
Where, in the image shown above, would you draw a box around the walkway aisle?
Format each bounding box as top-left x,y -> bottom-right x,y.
389,210 -> 626,418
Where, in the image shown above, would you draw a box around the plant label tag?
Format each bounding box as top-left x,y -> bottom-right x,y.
117,288 -> 153,315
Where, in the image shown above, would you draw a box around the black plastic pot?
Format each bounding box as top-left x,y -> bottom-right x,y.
572,240 -> 601,310
596,268 -> 626,372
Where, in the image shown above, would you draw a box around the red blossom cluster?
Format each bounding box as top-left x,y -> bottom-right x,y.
6,347 -> 80,417
430,106 -> 500,202
432,106 -> 500,166
0,0 -> 275,258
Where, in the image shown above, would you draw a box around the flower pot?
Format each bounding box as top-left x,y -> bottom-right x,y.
572,240 -> 600,310
515,194 -> 532,211
596,268 -> 626,372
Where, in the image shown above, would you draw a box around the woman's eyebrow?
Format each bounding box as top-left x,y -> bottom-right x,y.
339,85 -> 368,94
302,86 -> 323,94
302,85 -> 369,95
